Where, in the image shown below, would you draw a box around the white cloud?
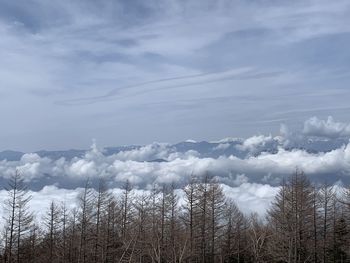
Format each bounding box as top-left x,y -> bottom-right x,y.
222,183 -> 279,216
1,181 -> 345,227
236,134 -> 275,153
303,116 -> 350,138
0,185 -> 80,227
0,135 -> 349,190
214,143 -> 230,151
212,137 -> 242,144
233,174 -> 249,185
69,159 -> 96,177
0,182 -> 280,228
114,143 -> 172,161
0,117 -> 350,190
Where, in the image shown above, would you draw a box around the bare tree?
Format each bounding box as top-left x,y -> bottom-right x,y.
103,195 -> 122,262
207,179 -> 226,262
59,202 -> 69,263
43,201 -> 61,263
248,213 -> 269,263
5,169 -> 350,263
3,170 -> 33,263
77,180 -> 94,263
222,199 -> 248,262
121,180 -> 133,242
182,176 -> 199,261
268,170 -> 315,263
93,178 -> 110,263
197,175 -> 210,263
318,183 -> 334,263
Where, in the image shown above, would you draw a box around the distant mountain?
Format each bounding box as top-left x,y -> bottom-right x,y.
0,136 -> 347,162
35,149 -> 86,160
0,150 -> 25,161
103,145 -> 141,155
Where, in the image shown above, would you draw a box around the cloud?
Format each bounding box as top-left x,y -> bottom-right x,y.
0,185 -> 80,227
303,116 -> 350,138
113,143 -> 171,161
0,1 -> 350,150
236,134 -> 276,153
0,181 -> 344,226
0,120 -> 350,190
0,0 -> 349,220
0,182 -> 280,228
214,143 -> 230,151
222,183 -> 279,216
1,116 -> 350,219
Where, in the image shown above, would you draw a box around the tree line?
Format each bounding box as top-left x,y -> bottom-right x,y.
0,170 -> 349,263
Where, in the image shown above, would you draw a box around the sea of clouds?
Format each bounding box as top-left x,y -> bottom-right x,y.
1,116 -> 350,218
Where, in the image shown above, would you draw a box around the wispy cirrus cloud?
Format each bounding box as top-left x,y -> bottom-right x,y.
0,0 -> 350,151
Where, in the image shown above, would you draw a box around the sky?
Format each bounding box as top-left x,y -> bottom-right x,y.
1,0 -> 350,152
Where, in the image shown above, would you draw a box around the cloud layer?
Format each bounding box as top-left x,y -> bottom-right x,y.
0,117 -> 349,191
0,117 -> 349,220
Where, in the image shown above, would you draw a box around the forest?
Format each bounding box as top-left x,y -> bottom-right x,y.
0,170 -> 349,263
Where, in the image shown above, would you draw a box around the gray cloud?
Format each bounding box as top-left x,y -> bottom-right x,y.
0,1 -> 350,150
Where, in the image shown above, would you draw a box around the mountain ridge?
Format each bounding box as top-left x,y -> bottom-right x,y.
1,136 -> 347,162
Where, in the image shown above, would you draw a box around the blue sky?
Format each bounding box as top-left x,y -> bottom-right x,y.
1,0 -> 350,151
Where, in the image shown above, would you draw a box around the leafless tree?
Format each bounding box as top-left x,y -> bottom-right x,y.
222,199 -> 248,262
43,201 -> 61,263
2,169 -> 350,263
248,213 -> 269,263
121,180 -> 133,242
77,180 -> 94,263
182,176 -> 199,261
268,170 -> 315,263
207,179 -> 226,262
3,170 -> 33,263
318,182 -> 334,263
